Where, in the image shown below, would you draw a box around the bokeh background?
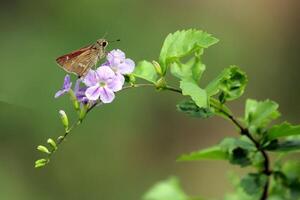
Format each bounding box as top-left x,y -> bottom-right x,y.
0,0 -> 299,199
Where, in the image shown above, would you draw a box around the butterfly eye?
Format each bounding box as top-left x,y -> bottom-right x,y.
102,41 -> 107,47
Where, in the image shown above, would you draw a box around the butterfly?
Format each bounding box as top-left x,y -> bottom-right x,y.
56,39 -> 109,77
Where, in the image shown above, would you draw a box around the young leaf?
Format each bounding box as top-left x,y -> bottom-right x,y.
176,99 -> 214,118
205,66 -> 247,101
170,56 -> 205,82
177,146 -> 227,161
37,145 -> 50,154
143,177 -> 189,200
159,29 -> 218,74
180,79 -> 208,108
240,173 -> 268,195
267,122 -> 300,141
245,99 -> 280,133
133,60 -> 158,83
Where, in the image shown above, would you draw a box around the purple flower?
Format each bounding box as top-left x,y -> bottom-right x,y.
82,66 -> 123,103
74,79 -> 88,104
106,49 -> 135,75
55,75 -> 72,98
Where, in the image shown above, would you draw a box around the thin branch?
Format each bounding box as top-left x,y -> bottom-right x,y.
47,83 -> 272,200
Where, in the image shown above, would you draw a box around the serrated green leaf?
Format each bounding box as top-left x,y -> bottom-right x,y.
176,99 -> 214,118
180,79 -> 207,108
159,29 -> 218,74
177,146 -> 227,161
245,99 -> 280,133
240,173 -> 268,195
267,122 -> 300,141
133,60 -> 158,83
143,177 -> 189,200
170,56 -> 205,82
205,66 -> 247,101
37,145 -> 50,154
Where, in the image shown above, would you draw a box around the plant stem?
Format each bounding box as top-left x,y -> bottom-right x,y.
212,102 -> 271,200
49,83 -> 271,200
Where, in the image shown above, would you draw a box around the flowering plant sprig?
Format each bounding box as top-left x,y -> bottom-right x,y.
36,29 -> 300,200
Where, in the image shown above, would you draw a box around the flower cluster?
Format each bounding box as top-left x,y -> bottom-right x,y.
55,49 -> 135,104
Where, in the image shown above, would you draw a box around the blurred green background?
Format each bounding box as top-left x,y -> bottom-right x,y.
0,0 -> 299,199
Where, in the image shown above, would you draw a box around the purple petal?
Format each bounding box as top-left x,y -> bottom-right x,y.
99,87 -> 115,103
63,75 -> 72,89
96,66 -> 115,82
118,58 -> 135,74
107,74 -> 124,92
83,70 -> 99,87
54,90 -> 65,98
85,85 -> 101,101
107,49 -> 126,62
74,79 -> 81,93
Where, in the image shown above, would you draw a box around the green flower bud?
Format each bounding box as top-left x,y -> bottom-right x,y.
35,158 -> 49,168
37,145 -> 50,154
152,60 -> 163,76
59,110 -> 69,130
155,77 -> 167,90
47,138 -> 57,150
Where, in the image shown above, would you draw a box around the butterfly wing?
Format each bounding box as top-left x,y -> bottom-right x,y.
56,45 -> 99,77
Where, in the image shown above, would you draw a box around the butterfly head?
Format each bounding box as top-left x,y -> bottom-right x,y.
96,39 -> 108,48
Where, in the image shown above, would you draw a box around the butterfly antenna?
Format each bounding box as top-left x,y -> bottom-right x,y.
108,39 -> 121,43
102,32 -> 108,39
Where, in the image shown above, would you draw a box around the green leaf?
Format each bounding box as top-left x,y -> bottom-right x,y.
159,29 -> 218,74
282,161 -> 300,181
264,140 -> 300,152
180,79 -> 208,108
267,122 -> 300,141
143,177 -> 189,200
220,137 -> 255,167
220,137 -> 256,151
176,99 -> 214,118
177,136 -> 256,166
133,60 -> 158,83
170,56 -> 205,82
205,66 -> 247,101
240,173 -> 268,195
177,146 -> 227,161
245,99 -> 280,133
37,145 -> 50,154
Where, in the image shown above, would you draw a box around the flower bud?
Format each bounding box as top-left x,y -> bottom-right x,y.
35,158 -> 49,168
79,104 -> 88,121
59,110 -> 69,130
47,138 -> 57,150
152,60 -> 163,76
37,145 -> 50,154
155,77 -> 167,90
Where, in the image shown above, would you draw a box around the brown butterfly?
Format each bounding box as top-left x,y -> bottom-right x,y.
56,39 -> 109,77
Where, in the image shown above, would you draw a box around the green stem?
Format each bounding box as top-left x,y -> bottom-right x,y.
46,82 -> 271,200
